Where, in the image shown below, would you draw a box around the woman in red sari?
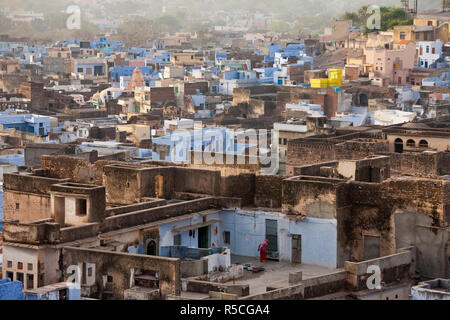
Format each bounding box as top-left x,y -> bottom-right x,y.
258,239 -> 269,262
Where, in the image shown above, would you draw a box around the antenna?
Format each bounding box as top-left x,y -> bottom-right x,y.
401,0 -> 418,17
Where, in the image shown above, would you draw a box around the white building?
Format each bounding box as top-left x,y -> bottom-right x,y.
218,71 -> 258,95
417,40 -> 443,69
373,110 -> 416,126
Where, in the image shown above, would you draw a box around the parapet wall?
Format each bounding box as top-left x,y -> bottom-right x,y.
345,250 -> 413,291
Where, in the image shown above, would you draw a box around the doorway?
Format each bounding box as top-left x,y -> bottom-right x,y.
292,235 -> 302,264
147,240 -> 157,256
198,226 -> 210,249
155,175 -> 164,198
265,219 -> 278,260
394,138 -> 403,153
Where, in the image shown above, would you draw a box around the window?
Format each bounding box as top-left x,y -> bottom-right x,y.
77,68 -> 83,73
432,48 -> 436,54
224,231 -> 231,245
6,272 -> 14,280
27,274 -> 34,290
7,261 -> 12,268
88,267 -> 93,277
174,234 -> 181,246
400,32 -> 406,40
416,33 -> 420,40
426,46 -> 430,53
15,203 -> 19,209
406,139 -> 416,147
17,262 -> 23,270
27,263 -> 33,271
75,199 -> 87,217
419,140 -> 429,148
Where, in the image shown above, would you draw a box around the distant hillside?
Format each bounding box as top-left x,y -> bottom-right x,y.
0,0 -> 445,17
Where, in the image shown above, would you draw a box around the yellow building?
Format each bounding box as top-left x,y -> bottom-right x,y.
310,69 -> 343,88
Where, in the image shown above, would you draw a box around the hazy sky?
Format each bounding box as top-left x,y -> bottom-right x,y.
0,0 -> 445,15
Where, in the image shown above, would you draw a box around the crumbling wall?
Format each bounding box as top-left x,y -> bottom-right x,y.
41,155 -> 117,185
141,167 -> 176,200
287,138 -> 389,171
254,175 -> 283,208
388,152 -> 442,176
337,178 -> 450,269
220,173 -> 255,206
282,177 -> 345,219
174,168 -> 221,196
62,247 -> 181,300
292,161 -> 339,177
103,164 -> 143,205
3,173 -> 69,222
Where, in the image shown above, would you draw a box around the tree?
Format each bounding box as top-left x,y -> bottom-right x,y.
267,20 -> 289,33
117,18 -> 158,47
154,15 -> 182,34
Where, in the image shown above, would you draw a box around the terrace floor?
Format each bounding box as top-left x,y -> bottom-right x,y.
228,255 -> 342,296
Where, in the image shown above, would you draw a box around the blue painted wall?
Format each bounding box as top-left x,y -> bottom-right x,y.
0,279 -> 24,300
158,209 -> 338,268
159,212 -> 222,248
219,209 -> 337,268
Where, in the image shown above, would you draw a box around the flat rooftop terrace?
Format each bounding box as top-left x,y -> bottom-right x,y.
227,255 -> 342,296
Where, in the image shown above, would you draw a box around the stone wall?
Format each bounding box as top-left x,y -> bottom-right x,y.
62,246 -> 180,299
282,176 -> 346,218
337,178 -> 450,266
220,173 -> 255,206
3,173 -> 70,222
254,175 -> 283,208
388,151 -> 450,176
287,138 -> 389,171
41,155 -> 118,185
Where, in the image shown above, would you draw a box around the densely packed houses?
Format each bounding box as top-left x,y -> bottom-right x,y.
0,3 -> 449,301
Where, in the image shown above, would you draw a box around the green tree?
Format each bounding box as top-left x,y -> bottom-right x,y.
117,18 -> 158,47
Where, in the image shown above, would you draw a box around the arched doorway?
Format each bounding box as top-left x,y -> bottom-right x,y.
146,240 -> 157,256
394,138 -> 403,153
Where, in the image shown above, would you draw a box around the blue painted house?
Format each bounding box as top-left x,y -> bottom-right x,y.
0,111 -> 50,136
